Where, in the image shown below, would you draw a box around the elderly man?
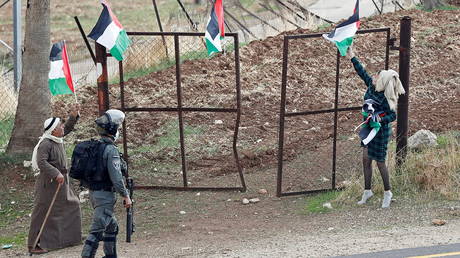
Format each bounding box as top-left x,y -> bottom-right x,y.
27,104 -> 82,254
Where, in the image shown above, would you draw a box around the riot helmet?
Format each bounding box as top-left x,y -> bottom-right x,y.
95,109 -> 125,136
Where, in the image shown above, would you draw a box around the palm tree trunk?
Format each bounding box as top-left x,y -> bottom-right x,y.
6,0 -> 51,155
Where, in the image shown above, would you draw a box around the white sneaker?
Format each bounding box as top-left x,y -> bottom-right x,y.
382,190 -> 393,208
357,190 -> 373,205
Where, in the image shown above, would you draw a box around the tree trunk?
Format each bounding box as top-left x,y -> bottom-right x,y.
6,0 -> 51,155
423,0 -> 445,9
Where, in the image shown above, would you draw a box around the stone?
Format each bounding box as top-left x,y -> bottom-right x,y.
408,129 -> 437,149
249,198 -> 260,203
258,189 -> 268,194
432,219 -> 446,226
242,198 -> 250,205
179,211 -> 186,215
322,202 -> 333,209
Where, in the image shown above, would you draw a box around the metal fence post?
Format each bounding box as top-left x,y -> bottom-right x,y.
95,42 -> 109,115
13,0 -> 21,91
396,16 -> 411,167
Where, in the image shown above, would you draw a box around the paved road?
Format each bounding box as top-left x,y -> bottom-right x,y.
338,243 -> 460,258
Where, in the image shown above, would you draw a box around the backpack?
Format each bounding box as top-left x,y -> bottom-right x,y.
69,139 -> 110,186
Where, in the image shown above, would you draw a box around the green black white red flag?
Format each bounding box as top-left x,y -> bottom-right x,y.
323,0 -> 360,56
205,0 -> 225,56
48,41 -> 75,96
88,0 -> 131,61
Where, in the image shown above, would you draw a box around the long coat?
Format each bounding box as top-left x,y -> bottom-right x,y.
27,116 -> 82,250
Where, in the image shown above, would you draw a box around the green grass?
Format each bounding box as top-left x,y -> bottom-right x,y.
416,3 -> 459,11
0,118 -> 14,150
304,190 -> 341,213
0,232 -> 27,247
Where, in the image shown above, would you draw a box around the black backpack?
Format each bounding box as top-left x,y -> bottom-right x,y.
69,139 -> 110,186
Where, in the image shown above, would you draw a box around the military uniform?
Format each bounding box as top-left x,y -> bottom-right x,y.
81,137 -> 128,258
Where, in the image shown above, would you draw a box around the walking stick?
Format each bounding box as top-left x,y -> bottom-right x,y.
30,183 -> 62,255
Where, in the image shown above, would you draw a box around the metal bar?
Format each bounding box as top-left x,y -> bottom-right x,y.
233,33 -> 246,192
371,0 -> 382,14
176,0 -> 197,30
285,28 -> 390,40
123,107 -> 237,113
393,0 -> 405,10
224,10 -> 258,39
396,16 -> 411,167
152,0 -> 170,60
119,61 -> 129,170
74,16 -> 96,64
127,31 -> 238,37
13,0 -> 21,91
287,0 -> 333,24
174,35 -> 188,187
332,50 -> 340,190
285,106 -> 361,117
276,36 -> 289,197
0,0 -> 10,8
275,0 -> 308,22
259,3 -> 301,29
95,42 -> 110,115
134,186 -> 244,191
237,4 -> 280,32
385,29 -> 390,70
280,188 -> 334,197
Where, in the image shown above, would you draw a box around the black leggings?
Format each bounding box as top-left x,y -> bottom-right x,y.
363,147 -> 391,191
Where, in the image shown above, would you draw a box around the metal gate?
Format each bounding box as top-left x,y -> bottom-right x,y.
276,28 -> 392,197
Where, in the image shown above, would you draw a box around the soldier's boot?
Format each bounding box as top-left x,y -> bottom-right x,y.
81,233 -> 101,258
102,233 -> 117,258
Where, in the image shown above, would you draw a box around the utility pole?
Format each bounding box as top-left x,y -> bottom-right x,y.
13,0 -> 22,91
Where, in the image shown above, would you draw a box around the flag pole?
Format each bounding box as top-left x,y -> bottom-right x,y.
64,40 -> 81,116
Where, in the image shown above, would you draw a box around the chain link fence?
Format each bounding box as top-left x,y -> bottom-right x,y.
0,45 -> 16,152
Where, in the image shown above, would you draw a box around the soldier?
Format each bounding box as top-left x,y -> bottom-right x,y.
81,109 -> 132,258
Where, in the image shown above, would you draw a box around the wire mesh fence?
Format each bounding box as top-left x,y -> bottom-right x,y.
0,46 -> 16,151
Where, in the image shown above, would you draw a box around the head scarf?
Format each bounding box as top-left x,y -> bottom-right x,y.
31,117 -> 63,172
375,69 -> 406,111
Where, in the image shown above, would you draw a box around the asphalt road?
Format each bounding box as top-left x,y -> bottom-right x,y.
338,243 -> 460,258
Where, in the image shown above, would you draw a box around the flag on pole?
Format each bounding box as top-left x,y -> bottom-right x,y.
323,0 -> 360,56
205,0 -> 224,56
88,0 -> 131,61
48,41 -> 75,96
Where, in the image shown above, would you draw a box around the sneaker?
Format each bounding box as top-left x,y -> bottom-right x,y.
357,190 -> 373,205
382,190 -> 393,208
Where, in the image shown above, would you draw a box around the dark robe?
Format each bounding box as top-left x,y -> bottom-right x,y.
27,116 -> 82,250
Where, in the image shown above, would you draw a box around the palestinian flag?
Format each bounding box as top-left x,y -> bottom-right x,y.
88,0 -> 130,61
323,0 -> 360,56
205,0 -> 224,56
48,41 -> 75,96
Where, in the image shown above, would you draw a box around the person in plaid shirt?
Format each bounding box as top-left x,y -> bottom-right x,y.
347,45 -> 405,208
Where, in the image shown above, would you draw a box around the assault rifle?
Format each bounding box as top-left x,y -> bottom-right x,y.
125,177 -> 135,242
120,153 -> 135,242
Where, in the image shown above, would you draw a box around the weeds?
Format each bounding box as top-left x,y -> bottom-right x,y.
334,132 -> 460,205
304,190 -> 341,213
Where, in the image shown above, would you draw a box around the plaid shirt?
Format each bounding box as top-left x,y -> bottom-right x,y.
352,57 -> 396,161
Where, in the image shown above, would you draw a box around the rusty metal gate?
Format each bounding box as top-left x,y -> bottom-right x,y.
92,31 -> 246,192
276,28 -> 392,197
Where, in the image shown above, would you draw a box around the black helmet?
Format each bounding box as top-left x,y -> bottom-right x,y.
95,109 -> 125,136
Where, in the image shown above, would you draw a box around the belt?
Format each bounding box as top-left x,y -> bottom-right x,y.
90,186 -> 113,192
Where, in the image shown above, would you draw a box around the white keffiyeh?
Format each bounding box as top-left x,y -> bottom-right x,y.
31,117 -> 63,172
375,69 -> 406,111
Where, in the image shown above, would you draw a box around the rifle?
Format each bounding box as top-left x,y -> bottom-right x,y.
120,153 -> 135,243
125,177 -> 135,243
